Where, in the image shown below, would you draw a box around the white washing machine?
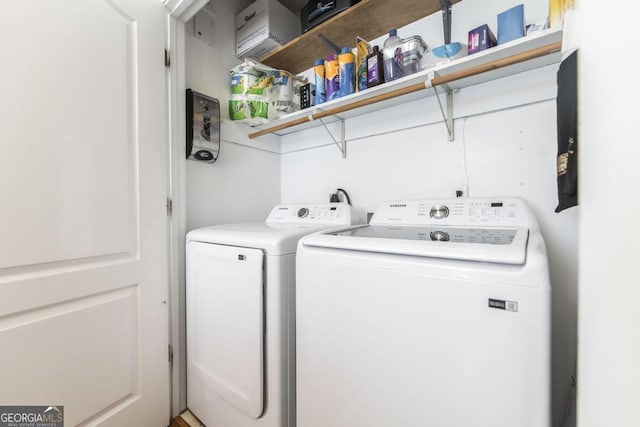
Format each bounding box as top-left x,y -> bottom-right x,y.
186,203 -> 351,427
296,197 -> 551,427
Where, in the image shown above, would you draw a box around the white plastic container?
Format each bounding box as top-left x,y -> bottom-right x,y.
424,42 -> 467,68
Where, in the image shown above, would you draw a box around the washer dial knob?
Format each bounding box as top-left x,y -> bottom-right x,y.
297,207 -> 309,218
429,204 -> 449,220
430,230 -> 450,241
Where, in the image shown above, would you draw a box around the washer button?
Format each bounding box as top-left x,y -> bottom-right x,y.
297,208 -> 309,218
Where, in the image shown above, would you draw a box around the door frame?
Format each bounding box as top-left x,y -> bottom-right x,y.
164,0 -> 208,416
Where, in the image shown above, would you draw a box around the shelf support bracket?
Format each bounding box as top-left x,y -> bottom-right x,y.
319,118 -> 346,158
438,85 -> 454,142
427,72 -> 454,141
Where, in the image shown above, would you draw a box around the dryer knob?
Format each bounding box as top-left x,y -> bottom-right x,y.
298,207 -> 309,218
430,230 -> 450,241
430,204 -> 449,219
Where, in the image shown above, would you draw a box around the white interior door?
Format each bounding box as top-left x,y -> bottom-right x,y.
0,0 -> 170,425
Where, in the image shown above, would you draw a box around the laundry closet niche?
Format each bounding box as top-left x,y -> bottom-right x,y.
177,1 -> 578,426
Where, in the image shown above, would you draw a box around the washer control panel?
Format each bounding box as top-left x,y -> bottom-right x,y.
371,198 -> 531,227
266,203 -> 352,226
466,200 -> 519,222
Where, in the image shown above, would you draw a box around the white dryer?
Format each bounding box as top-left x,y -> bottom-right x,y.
296,197 -> 551,427
186,203 -> 351,427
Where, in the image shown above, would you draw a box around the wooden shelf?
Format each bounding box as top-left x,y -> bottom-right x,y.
259,0 -> 462,74
248,28 -> 563,139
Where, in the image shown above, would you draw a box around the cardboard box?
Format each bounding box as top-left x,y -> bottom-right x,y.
467,24 -> 497,55
236,0 -> 300,59
497,4 -> 525,45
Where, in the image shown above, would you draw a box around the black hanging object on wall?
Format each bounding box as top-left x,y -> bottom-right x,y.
186,89 -> 220,163
555,50 -> 578,212
440,0 -> 452,45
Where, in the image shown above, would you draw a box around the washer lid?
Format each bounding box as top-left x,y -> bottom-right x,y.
302,224 -> 529,265
187,222 -> 335,255
187,203 -> 352,255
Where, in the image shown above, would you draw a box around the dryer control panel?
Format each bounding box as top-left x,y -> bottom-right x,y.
266,203 -> 352,226
371,198 -> 535,228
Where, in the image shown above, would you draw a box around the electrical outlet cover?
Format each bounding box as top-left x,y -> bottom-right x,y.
194,9 -> 216,46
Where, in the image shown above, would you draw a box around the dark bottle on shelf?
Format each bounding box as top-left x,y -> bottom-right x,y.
366,45 -> 385,88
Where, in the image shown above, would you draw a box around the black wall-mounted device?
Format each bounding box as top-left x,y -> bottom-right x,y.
186,89 -> 220,164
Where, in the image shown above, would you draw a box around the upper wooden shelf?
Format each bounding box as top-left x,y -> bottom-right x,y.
248,28 -> 564,139
259,0 -> 462,74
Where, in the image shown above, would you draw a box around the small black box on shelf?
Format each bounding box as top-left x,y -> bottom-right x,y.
300,83 -> 316,109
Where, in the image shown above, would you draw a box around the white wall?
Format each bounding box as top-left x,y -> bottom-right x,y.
280,2 -> 577,426
578,1 -> 640,426
185,0 -> 281,231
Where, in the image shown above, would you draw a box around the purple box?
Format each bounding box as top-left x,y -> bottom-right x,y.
467,24 -> 497,55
